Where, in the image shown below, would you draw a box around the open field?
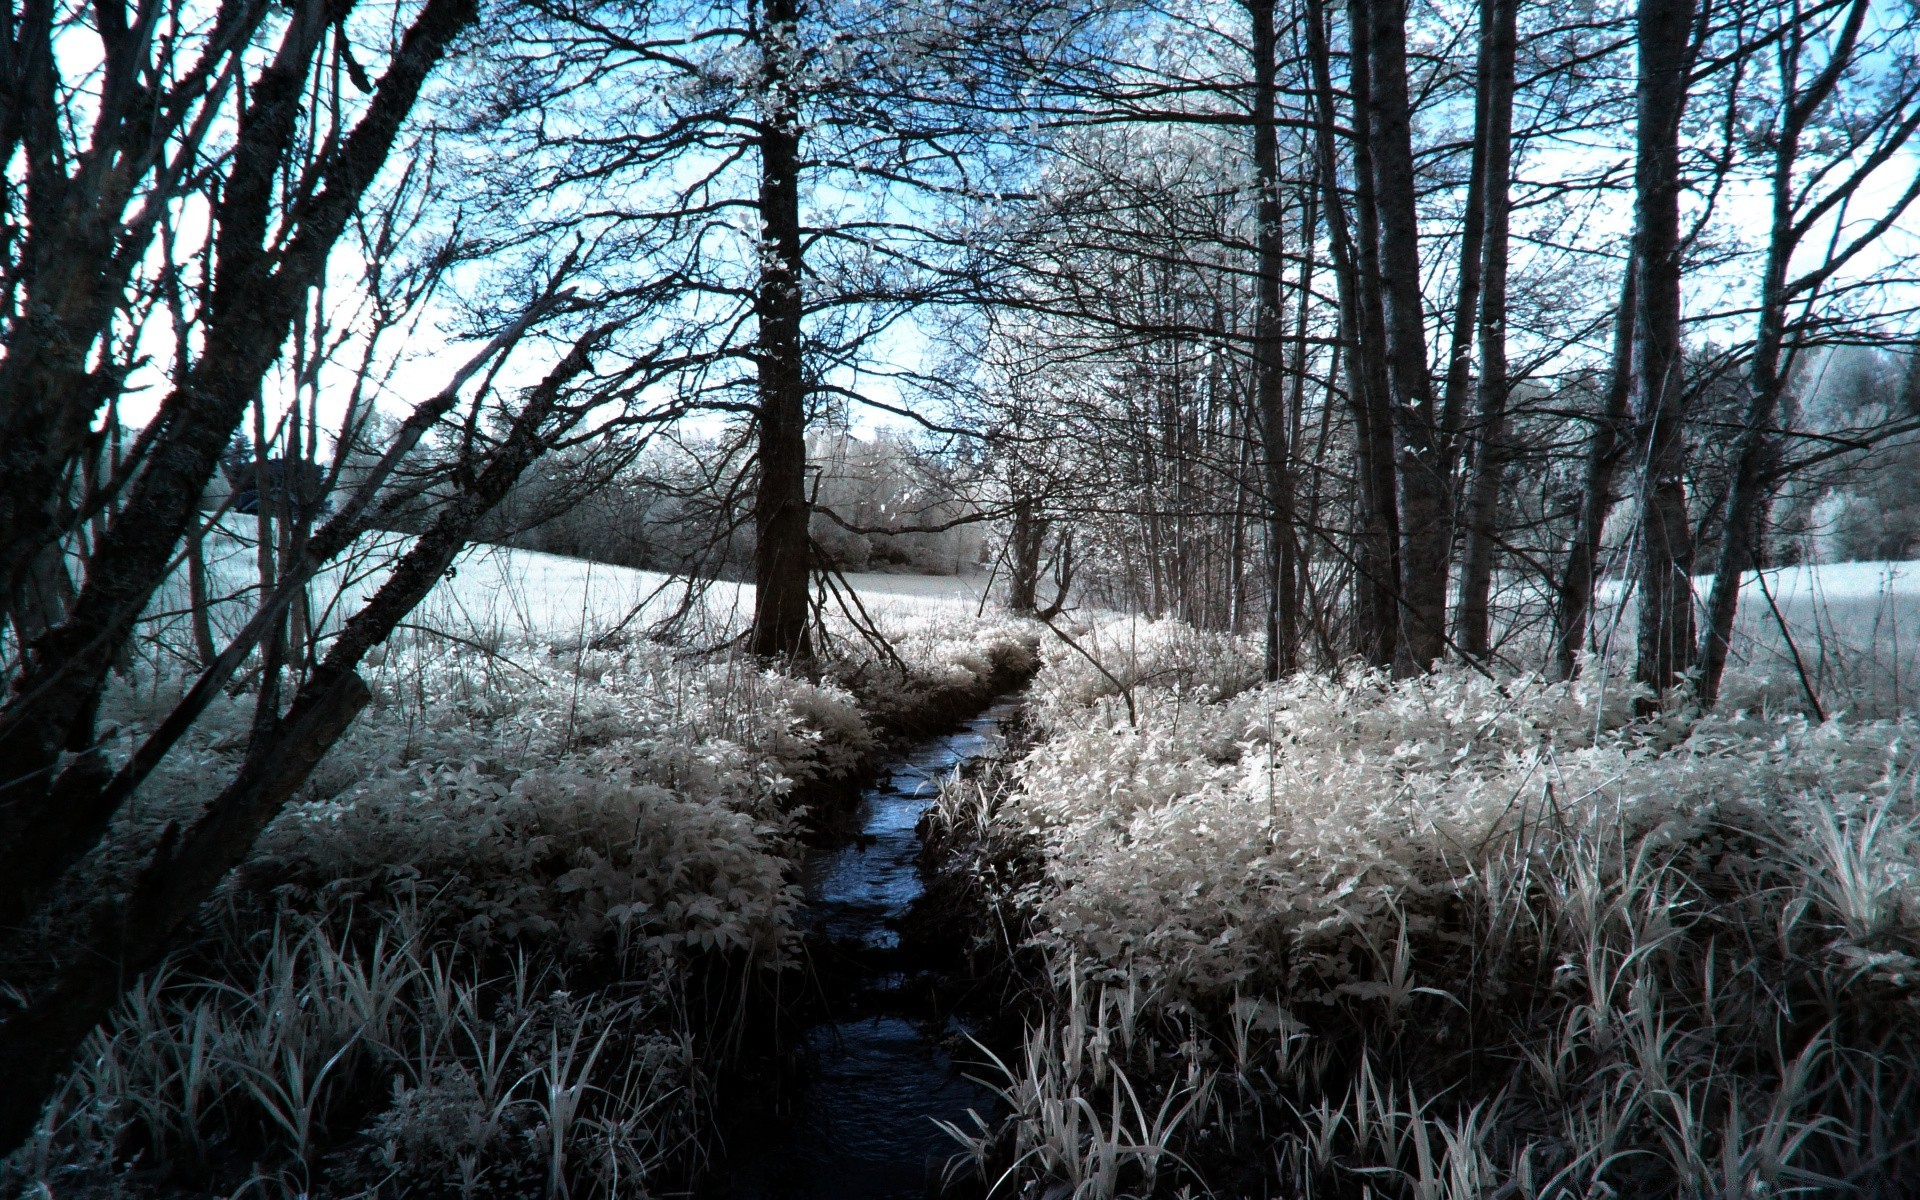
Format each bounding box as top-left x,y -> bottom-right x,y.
142,525 -> 991,661
1574,559 -> 1920,716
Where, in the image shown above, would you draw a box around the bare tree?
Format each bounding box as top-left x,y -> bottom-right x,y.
1627,0 -> 1703,703
1696,0 -> 1920,707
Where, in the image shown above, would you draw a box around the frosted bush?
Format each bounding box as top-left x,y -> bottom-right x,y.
978,624 -> 1920,1196
1028,616 -> 1261,722
14,598 -> 1033,1197
1009,647 -> 1920,996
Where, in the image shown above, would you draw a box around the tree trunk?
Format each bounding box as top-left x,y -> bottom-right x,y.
1007,495 -> 1047,615
8,540 -> 75,651
1630,0 -> 1701,705
1696,0 -> 1871,710
0,0 -> 479,886
1452,0 -> 1518,660
1436,0 -> 1494,471
1552,263 -> 1637,680
1308,0 -> 1398,667
748,0 -> 813,662
0,0 -> 492,979
0,324 -> 604,1158
1363,0 -> 1449,672
188,516 -> 218,668
1250,0 -> 1298,679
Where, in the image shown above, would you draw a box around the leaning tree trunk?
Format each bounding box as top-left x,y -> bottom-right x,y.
1250,0 -> 1299,679
0,0 -> 481,917
1363,0 -> 1450,673
1697,0 -> 1871,710
748,0 -> 813,662
1552,263 -> 1638,680
1629,0 -> 1701,705
0,325 -> 603,1157
1453,0 -> 1518,660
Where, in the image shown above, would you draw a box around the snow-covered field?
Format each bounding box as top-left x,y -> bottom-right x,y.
145,525 -> 990,661
421,545 -> 992,639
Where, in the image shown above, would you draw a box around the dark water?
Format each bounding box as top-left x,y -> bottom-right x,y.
711,698 -> 1023,1200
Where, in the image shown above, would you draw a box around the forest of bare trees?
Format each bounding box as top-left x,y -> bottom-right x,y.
6,0 -> 1920,1190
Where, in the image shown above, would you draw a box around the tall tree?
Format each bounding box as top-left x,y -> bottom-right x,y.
1250,0 -> 1301,677
0,0 -> 481,921
1696,0 -> 1920,707
1629,0 -> 1702,702
749,0 -> 814,660
1309,0 -> 1401,666
1360,0 -> 1450,671
1453,0 -> 1520,660
1551,263 -> 1638,679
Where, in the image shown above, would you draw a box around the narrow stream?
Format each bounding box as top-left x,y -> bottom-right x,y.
709,696 -> 1024,1199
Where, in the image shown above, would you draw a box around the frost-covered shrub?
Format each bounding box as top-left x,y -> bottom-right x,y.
820,608 -> 1039,725
76,636 -> 873,969
974,622 -> 1920,1198
1029,617 -> 1261,721
1012,663 -> 1918,996
13,601 -> 1029,1197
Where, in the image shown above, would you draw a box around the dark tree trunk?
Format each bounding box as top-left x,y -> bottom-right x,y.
0,0 -> 478,963
8,539 -> 74,649
1250,0 -> 1298,679
1363,0 -> 1449,672
1629,0 -> 1701,704
1007,496 -> 1047,616
1285,185 -> 1320,663
1436,0 -> 1494,472
188,516 -> 218,667
1552,263 -> 1637,680
1308,0 -> 1398,667
1453,0 -> 1518,660
748,0 -> 813,662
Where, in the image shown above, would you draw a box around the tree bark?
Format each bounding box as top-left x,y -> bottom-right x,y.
1552,264 -> 1637,680
1250,0 -> 1298,679
748,0 -> 813,662
1629,0 -> 1701,704
1452,0 -> 1518,660
188,515 -> 219,668
0,324 -> 606,1157
1696,0 -> 1872,710
0,0 -> 270,602
1362,0 -> 1450,672
1007,495 -> 1047,615
0,0 -> 478,937
1436,0 -> 1494,472
1308,0 -> 1398,667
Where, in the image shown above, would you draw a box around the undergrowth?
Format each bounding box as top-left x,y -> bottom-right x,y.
937,617 -> 1920,1198
3,609 -> 1035,1199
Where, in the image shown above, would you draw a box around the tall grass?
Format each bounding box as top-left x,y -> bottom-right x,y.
14,903 -> 702,1199
947,616 -> 1920,1197
4,554 -> 1036,1198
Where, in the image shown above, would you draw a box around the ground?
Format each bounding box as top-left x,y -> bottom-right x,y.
10,549 -> 1920,1199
